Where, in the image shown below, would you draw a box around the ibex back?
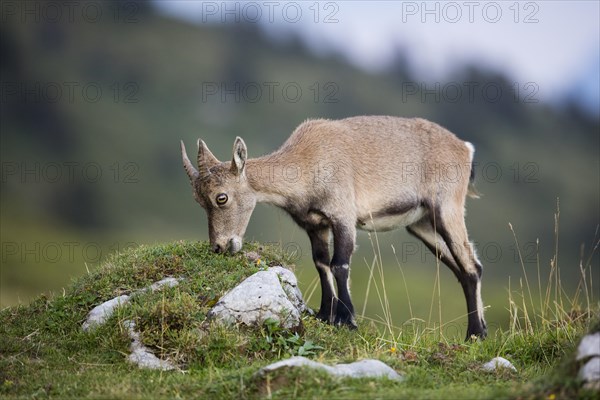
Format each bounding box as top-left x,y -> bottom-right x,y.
181,116 -> 487,340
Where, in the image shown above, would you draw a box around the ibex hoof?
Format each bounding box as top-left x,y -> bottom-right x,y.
315,310 -> 335,324
334,314 -> 358,330
465,322 -> 488,341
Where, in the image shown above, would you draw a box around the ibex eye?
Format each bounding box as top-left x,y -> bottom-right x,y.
216,193 -> 228,205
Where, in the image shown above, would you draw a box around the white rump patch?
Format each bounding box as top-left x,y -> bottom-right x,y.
465,142 -> 476,162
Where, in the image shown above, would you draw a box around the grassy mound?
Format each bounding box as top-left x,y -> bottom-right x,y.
0,241 -> 597,399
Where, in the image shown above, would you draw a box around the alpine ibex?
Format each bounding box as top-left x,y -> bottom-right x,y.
181,116 -> 487,339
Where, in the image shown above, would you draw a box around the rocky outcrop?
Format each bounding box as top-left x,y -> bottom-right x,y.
208,266 -> 306,329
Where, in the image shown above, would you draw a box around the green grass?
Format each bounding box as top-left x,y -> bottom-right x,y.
1,240 -> 598,399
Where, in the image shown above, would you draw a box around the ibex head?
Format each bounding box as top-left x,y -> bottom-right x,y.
181,137 -> 256,254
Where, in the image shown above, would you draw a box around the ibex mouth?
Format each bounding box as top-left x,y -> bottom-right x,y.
229,237 -> 243,254
212,237 -> 242,255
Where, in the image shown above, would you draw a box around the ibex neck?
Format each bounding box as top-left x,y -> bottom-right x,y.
245,153 -> 298,207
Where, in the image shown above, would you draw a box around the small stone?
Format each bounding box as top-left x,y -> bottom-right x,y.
82,295 -> 131,331
257,356 -> 403,381
579,357 -> 600,383
83,277 -> 182,331
577,333 -> 600,361
141,277 -> 181,293
259,356 -> 332,375
124,320 -> 175,371
333,359 -> 403,380
244,251 -> 261,262
482,357 -> 517,372
83,277 -> 184,368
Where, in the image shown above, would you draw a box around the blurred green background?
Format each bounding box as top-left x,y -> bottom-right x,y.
1,1 -> 598,334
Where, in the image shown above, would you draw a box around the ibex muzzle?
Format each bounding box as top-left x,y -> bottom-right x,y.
181,116 -> 487,340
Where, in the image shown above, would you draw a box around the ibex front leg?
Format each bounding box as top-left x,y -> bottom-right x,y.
331,223 -> 357,329
308,228 -> 336,323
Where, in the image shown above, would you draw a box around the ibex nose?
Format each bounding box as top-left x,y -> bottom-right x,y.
212,243 -> 223,253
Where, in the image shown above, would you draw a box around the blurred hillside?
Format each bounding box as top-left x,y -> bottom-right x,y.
1,1 -> 598,329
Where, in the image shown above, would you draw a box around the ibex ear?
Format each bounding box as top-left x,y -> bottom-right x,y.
197,139 -> 220,179
181,140 -> 199,182
230,137 -> 247,176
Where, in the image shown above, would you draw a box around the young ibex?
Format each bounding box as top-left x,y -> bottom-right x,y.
181,116 -> 487,339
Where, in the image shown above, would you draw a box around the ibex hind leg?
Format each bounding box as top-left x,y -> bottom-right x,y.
407,218 -> 462,280
409,208 -> 487,340
432,206 -> 487,340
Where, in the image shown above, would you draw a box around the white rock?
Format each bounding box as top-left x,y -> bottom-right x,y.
82,277 -> 181,331
331,359 -> 404,380
82,295 -> 131,331
142,277 -> 181,293
577,333 -> 600,361
82,277 -> 183,368
260,356 -> 331,374
123,320 -> 175,371
258,356 -> 403,381
579,357 -> 600,383
482,357 -> 517,372
208,267 -> 306,329
270,266 -> 306,314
